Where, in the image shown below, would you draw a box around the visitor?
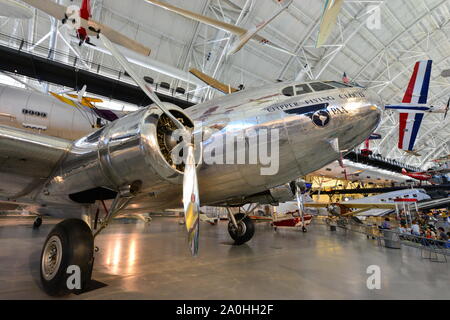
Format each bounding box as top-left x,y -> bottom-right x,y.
411,220 -> 420,236
381,217 -> 391,229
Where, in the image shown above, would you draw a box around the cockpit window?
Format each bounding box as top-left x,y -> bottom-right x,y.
282,86 -> 294,96
295,84 -> 312,95
309,82 -> 335,91
325,81 -> 353,88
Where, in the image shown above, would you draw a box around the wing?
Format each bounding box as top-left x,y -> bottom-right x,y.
146,0 -> 246,36
21,0 -> 66,20
0,125 -> 70,199
189,68 -> 238,94
87,20 -> 151,56
316,0 -> 344,47
22,0 -> 151,56
303,202 -> 396,209
398,112 -> 424,151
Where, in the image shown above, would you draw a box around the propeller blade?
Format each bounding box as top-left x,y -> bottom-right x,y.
295,181 -> 306,231
445,97 -> 449,120
183,144 -> 200,256
99,34 -> 185,130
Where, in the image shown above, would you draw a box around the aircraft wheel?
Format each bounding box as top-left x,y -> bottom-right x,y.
302,226 -> 307,233
33,216 -> 42,229
228,213 -> 255,245
40,219 -> 94,296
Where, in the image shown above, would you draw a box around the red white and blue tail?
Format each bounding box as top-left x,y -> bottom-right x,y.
385,60 -> 432,152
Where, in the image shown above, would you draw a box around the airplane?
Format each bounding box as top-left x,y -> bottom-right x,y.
0,84 -> 121,140
0,31 -> 382,295
304,188 -> 431,217
401,168 -> 432,182
385,60 -> 450,155
146,0 -> 295,55
20,0 -> 151,56
401,168 -> 450,184
312,158 -> 411,185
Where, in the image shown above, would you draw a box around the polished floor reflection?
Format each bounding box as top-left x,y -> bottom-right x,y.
0,216 -> 449,299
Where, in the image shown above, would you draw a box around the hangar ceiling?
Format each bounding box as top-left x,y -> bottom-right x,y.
0,0 -> 449,168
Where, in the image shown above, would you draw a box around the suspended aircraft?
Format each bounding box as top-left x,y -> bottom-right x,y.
385,60 -> 450,155
304,188 -> 431,217
0,82 -> 123,139
146,0 -> 294,55
0,28 -> 382,294
20,0 -> 151,55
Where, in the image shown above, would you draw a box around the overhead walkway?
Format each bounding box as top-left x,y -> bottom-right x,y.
0,33 -> 197,109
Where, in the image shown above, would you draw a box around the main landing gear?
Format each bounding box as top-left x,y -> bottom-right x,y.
40,219 -> 94,296
39,183 -> 139,296
226,208 -> 255,245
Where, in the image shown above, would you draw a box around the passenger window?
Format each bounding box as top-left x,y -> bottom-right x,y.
309,82 -> 335,91
282,86 -> 294,96
295,84 -> 312,95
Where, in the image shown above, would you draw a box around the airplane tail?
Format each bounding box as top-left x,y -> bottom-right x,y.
401,168 -> 407,174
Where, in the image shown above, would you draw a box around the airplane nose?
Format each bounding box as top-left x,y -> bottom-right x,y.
367,89 -> 383,112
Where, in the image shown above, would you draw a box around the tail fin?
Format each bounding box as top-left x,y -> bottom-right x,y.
401,168 -> 407,174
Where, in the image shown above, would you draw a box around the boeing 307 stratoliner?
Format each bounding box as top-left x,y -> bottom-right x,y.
0,30 -> 382,296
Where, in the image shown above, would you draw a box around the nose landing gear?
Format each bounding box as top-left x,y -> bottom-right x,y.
227,212 -> 255,245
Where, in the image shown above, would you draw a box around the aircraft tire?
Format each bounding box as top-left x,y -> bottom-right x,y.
228,213 -> 255,245
40,219 -> 94,296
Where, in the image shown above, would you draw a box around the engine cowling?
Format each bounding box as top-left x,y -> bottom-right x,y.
42,103 -> 194,203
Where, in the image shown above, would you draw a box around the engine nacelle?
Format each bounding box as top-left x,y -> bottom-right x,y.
42,103 -> 193,204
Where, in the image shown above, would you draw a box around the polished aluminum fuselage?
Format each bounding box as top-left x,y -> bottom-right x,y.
2,81 -> 382,216
125,83 -> 381,212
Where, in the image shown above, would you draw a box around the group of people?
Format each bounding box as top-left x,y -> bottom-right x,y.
379,214 -> 450,247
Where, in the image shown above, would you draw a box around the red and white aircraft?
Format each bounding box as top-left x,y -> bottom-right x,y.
21,0 -> 151,56
385,60 -> 449,155
401,168 -> 432,182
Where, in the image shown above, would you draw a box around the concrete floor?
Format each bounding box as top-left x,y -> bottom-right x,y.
0,216 -> 449,300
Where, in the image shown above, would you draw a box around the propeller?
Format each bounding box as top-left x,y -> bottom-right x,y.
99,34 -> 200,255
445,97 -> 449,120
294,180 -> 307,232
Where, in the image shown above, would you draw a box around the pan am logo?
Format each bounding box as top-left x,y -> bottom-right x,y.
312,110 -> 331,127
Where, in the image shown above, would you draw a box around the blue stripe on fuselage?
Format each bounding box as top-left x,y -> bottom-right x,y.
284,103 -> 329,115
408,113 -> 424,151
